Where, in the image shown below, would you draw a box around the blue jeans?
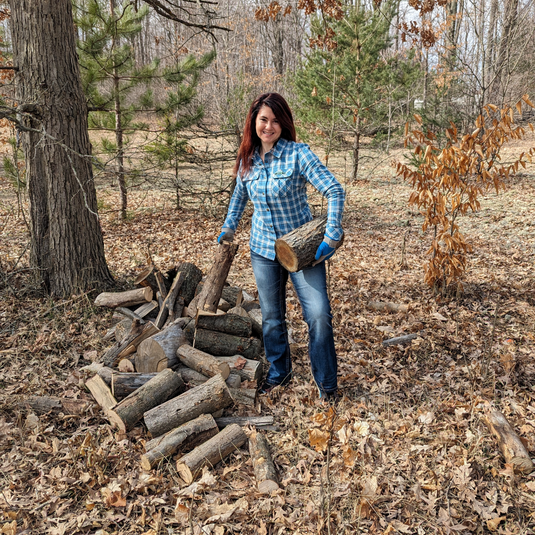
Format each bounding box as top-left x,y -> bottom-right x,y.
250,251 -> 337,394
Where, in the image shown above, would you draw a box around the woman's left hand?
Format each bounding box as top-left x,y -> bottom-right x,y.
314,240 -> 336,264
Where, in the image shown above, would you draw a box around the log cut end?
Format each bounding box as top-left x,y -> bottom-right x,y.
106,409 -> 127,432
140,455 -> 152,471
258,480 -> 280,494
274,239 -> 299,272
177,464 -> 195,484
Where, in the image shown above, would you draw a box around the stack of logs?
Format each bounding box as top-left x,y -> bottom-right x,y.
84,242 -> 280,492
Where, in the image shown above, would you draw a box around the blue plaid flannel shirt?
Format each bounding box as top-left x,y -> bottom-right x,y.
222,138 -> 345,260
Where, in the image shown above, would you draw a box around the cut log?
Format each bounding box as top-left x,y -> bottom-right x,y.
195,310 -> 252,338
169,296 -> 185,323
480,404 -> 534,474
85,375 -> 117,411
144,374 -> 233,437
368,301 -> 409,314
154,271 -> 185,329
134,265 -> 159,295
215,416 -> 275,429
274,215 -> 344,272
112,300 -> 158,323
214,356 -> 263,382
196,283 -> 243,309
382,333 -> 418,347
176,423 -> 248,483
136,321 -> 189,373
175,366 -> 240,389
248,308 -> 263,340
177,345 -> 230,380
20,396 -> 93,415
174,262 -> 203,306
230,388 -> 256,407
217,298 -> 231,312
107,369 -> 185,432
193,242 -> 239,315
141,414 -> 219,470
114,318 -> 131,343
225,374 -> 241,389
241,300 -> 260,313
101,320 -> 159,368
249,431 -> 279,493
155,271 -> 169,300
95,287 -> 153,308
194,328 -> 261,360
97,367 -> 158,399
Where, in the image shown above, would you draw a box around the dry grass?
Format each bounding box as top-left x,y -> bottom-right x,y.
1,136 -> 535,534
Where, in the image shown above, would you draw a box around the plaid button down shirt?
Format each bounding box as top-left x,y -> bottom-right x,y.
222,138 -> 345,260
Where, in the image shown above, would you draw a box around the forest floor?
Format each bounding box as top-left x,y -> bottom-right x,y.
1,136 -> 535,535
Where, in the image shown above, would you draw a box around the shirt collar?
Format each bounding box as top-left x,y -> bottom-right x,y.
254,138 -> 288,163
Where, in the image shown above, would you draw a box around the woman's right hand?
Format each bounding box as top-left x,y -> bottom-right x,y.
218,229 -> 235,243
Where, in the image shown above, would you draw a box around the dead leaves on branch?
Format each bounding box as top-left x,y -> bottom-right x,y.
396,96 -> 535,293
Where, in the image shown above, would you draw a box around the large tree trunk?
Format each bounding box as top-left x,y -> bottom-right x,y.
10,0 -> 112,296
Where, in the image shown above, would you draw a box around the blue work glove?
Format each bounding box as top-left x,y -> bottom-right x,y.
314,236 -> 338,265
218,228 -> 235,243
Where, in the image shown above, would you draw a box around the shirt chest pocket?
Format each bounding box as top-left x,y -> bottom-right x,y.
270,167 -> 299,197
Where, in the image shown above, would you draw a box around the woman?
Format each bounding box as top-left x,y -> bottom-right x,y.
218,93 -> 345,401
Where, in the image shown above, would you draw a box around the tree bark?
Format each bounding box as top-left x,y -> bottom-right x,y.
215,416 -> 275,430
195,310 -> 252,338
176,423 -> 248,483
94,287 -> 153,308
144,373 -> 233,437
196,283 -> 243,308
141,414 -> 219,470
249,431 -> 279,493
9,0 -> 112,296
274,216 -> 344,272
106,368 -> 185,432
214,355 -> 263,382
173,262 -> 203,305
194,328 -> 261,359
97,367 -> 158,399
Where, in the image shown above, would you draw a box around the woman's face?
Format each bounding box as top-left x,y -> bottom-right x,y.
255,105 -> 282,150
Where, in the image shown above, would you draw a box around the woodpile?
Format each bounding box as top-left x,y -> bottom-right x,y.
86,249 -> 279,487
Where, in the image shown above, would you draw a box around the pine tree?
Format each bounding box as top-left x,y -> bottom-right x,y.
293,0 -> 421,180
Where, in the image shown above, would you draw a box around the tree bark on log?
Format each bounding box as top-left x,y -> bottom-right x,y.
107,368 -> 185,432
177,345 -> 230,380
230,388 -> 256,407
101,320 -> 159,368
195,311 -> 252,338
176,423 -> 248,483
214,356 -> 263,382
144,374 -> 233,437
368,301 -> 409,314
193,242 -> 239,314
480,403 -> 534,473
382,333 -> 418,347
140,414 -> 219,470
97,367 -> 157,399
85,375 -> 117,411
135,322 -> 188,373
175,366 -> 241,388
95,287 -> 153,308
274,215 -> 344,272
196,283 -> 243,308
20,396 -> 93,415
247,308 -> 263,340
215,416 -> 274,429
154,271 -> 185,329
249,431 -> 279,493
194,329 -> 261,359
174,262 -> 203,305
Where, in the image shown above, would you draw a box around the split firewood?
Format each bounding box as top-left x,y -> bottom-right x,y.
480,403 -> 534,474
247,308 -> 263,339
241,300 -> 260,313
214,356 -> 263,382
135,321 -> 189,373
20,396 -> 93,415
134,264 -> 159,295
94,287 -> 153,308
101,319 -> 159,368
140,414 -> 219,471
97,367 -> 158,399
215,416 -> 275,430
114,319 -> 131,343
217,298 -> 231,312
225,374 -> 241,389
154,271 -> 185,329
192,242 -> 239,315
109,301 -> 159,342
368,301 -> 409,314
107,368 -> 185,432
195,310 -> 252,338
274,215 -> 344,272
173,262 -> 203,305
194,328 -> 261,360
249,431 -> 279,494
155,271 -> 169,300
169,296 -> 185,324
85,375 -> 117,411
144,373 -> 233,438
230,388 -> 256,407
382,333 -> 418,347
176,345 -> 230,380
176,423 -> 248,484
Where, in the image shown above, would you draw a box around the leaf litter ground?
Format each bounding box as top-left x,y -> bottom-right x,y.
1,141 -> 535,535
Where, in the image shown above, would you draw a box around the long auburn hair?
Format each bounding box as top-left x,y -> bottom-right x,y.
233,92 -> 297,178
